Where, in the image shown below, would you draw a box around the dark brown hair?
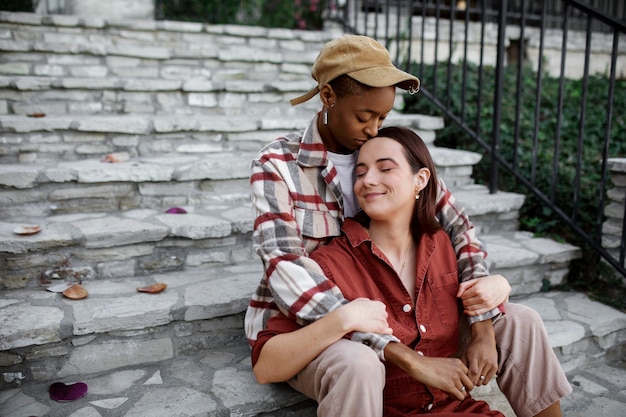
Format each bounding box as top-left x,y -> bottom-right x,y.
376,126 -> 442,239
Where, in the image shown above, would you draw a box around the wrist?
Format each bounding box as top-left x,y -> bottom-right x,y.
470,319 -> 495,342
384,341 -> 422,373
327,306 -> 355,335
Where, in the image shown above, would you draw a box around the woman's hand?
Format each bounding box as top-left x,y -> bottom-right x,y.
457,274 -> 511,316
335,298 -> 393,335
410,355 -> 474,401
463,320 -> 498,386
384,342 -> 473,401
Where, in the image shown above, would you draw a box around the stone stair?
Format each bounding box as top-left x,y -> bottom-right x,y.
1,11 -> 624,417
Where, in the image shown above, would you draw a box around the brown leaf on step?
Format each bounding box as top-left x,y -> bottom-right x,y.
62,284 -> 89,300
137,283 -> 168,294
27,113 -> 46,118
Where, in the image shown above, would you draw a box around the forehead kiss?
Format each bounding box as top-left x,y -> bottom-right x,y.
357,136 -> 407,168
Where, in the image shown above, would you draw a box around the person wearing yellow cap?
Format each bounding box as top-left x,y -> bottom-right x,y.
245,35 -> 570,417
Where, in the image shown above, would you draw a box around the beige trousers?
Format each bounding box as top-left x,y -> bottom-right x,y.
287,338 -> 385,417
490,303 -> 572,417
287,302 -> 572,417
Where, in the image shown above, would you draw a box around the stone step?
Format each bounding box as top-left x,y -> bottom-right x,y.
0,74 -> 316,117
0,12 -> 338,119
0,112 -> 443,163
1,287 -> 624,416
481,231 -> 581,296
0,151 -> 255,217
453,185 -> 527,233
0,187 -> 537,291
0,12 -> 333,79
0,200 -> 254,290
0,229 -> 582,363
0,260 -> 263,383
0,137 -> 465,216
0,134 -> 554,292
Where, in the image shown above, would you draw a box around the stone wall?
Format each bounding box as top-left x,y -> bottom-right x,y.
35,0 -> 155,20
29,1 -> 626,79
69,0 -> 154,20
346,13 -> 626,80
603,158 -> 626,289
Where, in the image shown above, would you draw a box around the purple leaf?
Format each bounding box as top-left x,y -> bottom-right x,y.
49,381 -> 88,402
165,207 -> 187,214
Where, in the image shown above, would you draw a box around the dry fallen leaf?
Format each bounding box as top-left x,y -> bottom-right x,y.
62,284 -> 89,300
137,283 -> 168,294
101,152 -> 130,163
13,225 -> 42,235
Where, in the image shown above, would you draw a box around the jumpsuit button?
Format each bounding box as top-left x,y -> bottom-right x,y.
419,324 -> 427,333
426,403 -> 433,411
402,304 -> 411,313
417,351 -> 424,356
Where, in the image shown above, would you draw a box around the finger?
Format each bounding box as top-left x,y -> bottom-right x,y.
473,365 -> 489,385
467,358 -> 480,384
457,280 -> 475,297
461,292 -> 485,307
482,367 -> 498,385
460,374 -> 474,393
449,385 -> 466,401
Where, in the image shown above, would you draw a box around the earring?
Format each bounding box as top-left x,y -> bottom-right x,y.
323,102 -> 335,125
415,193 -> 420,200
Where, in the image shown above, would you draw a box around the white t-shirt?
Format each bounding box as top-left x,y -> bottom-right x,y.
328,151 -> 360,218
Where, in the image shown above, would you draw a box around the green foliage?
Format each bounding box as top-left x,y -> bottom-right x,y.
0,0 -> 32,12
157,0 -> 327,30
405,61 -> 626,309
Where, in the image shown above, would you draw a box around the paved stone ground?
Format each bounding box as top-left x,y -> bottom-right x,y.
1,352 -> 625,417
1,291 -> 625,417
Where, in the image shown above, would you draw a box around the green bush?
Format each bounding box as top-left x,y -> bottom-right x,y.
157,0 -> 326,30
404,62 -> 626,309
0,0 -> 33,12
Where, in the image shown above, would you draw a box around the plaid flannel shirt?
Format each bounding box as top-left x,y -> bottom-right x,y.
244,115 -> 502,359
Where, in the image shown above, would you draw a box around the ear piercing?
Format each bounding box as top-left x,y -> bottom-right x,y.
323,102 -> 336,125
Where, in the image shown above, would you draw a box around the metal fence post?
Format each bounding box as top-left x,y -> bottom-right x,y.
490,0 -> 507,194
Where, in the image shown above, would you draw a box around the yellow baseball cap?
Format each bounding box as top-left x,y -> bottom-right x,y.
290,34 -> 420,106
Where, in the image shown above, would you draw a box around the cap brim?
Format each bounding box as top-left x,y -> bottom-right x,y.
290,86 -> 320,106
348,66 -> 420,91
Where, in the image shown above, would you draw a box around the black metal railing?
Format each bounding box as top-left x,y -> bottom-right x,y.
327,0 -> 626,278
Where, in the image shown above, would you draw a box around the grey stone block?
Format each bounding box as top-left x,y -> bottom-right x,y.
58,338 -> 174,377
0,303 -> 64,350
71,216 -> 169,248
